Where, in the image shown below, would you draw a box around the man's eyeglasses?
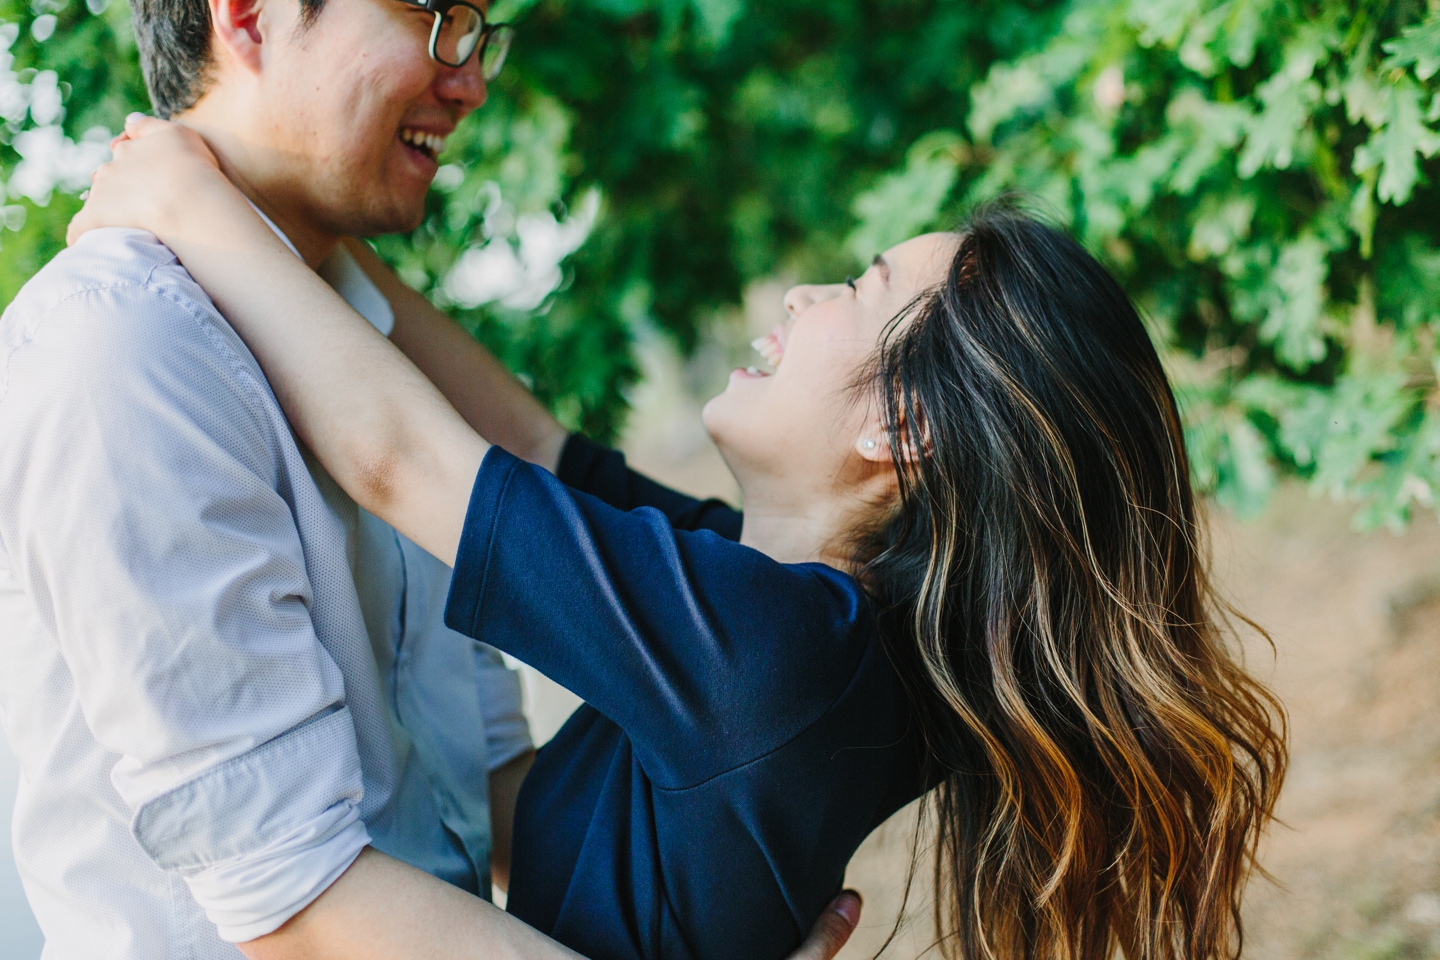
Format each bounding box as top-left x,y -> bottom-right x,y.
398,0 -> 514,79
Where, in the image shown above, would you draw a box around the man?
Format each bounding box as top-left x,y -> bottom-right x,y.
0,0 -> 863,955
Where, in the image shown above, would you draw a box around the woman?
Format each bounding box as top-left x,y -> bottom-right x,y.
71,117 -> 1285,960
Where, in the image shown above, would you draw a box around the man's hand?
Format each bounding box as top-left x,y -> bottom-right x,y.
240,846 -> 863,960
792,891 -> 863,960
488,748 -> 534,892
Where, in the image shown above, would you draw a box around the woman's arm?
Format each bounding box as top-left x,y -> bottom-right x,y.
70,117 -> 481,564
341,238 -> 569,473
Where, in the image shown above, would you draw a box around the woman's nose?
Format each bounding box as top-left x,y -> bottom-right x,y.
784,283 -> 847,318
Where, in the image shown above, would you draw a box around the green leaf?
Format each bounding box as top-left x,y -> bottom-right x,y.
1376,234 -> 1440,327
1127,0 -> 1204,50
690,0 -> 743,47
1164,89 -> 1250,192
1341,65 -> 1387,129
967,23 -> 1093,142
1266,237 -> 1331,369
1381,12 -> 1440,81
1226,236 -> 1336,371
1221,0 -> 1272,68
847,131 -> 965,261
1352,77 -> 1440,204
968,60 -> 1052,142
1349,170 -> 1376,259
1352,408 -> 1440,531
1303,368 -> 1414,497
1216,415 -> 1276,517
1188,192 -> 1255,260
1237,42 -> 1326,176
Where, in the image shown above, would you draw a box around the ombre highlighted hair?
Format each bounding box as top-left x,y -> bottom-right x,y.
854,207 -> 1287,960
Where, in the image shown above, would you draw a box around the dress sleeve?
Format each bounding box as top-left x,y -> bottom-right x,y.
556,433 -> 743,539
0,280 -> 370,943
445,447 -> 872,789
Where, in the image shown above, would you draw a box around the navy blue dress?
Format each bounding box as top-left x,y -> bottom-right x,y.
444,437 -> 924,960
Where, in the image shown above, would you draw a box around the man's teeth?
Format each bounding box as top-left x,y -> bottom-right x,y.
400,128 -> 446,157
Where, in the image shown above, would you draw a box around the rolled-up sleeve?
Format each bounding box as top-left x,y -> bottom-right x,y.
0,280 -> 370,941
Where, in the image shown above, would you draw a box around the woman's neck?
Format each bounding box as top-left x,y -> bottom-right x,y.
735,477 -> 884,572
737,507 -> 837,567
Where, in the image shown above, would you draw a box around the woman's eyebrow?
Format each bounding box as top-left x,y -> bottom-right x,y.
872,254 -> 891,284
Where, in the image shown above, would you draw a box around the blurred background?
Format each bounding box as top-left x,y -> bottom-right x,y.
3,0 -> 1440,956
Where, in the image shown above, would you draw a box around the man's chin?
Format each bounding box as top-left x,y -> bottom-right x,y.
330,199 -> 429,240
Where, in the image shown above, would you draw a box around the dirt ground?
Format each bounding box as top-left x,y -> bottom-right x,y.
1210,491 -> 1440,960
607,333 -> 1440,960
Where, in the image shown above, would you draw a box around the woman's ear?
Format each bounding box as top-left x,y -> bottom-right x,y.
855,407 -> 928,465
855,434 -> 894,463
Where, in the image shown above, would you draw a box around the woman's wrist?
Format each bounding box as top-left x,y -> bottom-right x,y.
160,172 -> 276,258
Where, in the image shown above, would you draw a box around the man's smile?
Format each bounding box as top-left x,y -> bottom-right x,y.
399,125 -> 449,161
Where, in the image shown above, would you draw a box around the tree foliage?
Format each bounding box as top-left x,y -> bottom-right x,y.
899,0 -> 1440,529
3,0 -> 1439,525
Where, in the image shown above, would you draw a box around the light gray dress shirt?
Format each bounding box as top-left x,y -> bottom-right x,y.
0,226 -> 531,957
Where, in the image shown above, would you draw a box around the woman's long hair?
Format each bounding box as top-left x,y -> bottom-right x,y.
855,208 -> 1287,960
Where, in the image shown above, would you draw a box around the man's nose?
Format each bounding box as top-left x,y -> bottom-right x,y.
784,283 -> 847,318
435,55 -> 487,113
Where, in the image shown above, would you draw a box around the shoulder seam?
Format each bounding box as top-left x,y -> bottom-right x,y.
0,277 -> 279,437
0,279 -> 155,406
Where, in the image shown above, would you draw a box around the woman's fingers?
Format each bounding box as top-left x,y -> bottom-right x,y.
67,113 -> 228,246
124,112 -> 168,138
112,115 -> 217,170
785,891 -> 862,960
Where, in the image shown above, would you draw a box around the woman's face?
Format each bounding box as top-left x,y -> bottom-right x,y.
703,232 -> 958,493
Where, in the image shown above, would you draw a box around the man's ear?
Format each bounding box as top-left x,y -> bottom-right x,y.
209,0 -> 268,75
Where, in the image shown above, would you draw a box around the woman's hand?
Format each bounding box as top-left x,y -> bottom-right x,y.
66,114 -> 492,565
67,114 -> 230,247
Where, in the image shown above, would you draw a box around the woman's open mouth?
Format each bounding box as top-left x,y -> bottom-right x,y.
749,325 -> 787,375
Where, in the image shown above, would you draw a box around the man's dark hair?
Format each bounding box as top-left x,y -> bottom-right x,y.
128,0 -> 328,118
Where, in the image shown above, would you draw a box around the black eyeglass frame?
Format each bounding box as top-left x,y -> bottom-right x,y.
396,0 -> 511,73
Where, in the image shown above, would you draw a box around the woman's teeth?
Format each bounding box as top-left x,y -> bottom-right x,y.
400,128 -> 446,159
750,325 -> 786,369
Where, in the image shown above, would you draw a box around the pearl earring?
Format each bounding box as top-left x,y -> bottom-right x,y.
862,439 -> 876,450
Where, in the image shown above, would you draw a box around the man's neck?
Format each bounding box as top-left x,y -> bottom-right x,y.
239,190 -> 339,270
173,109 -> 340,269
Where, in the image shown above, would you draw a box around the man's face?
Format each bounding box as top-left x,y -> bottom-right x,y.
256,0 -> 486,237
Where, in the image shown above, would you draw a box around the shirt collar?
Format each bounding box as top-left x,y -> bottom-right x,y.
246,199 -> 305,262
